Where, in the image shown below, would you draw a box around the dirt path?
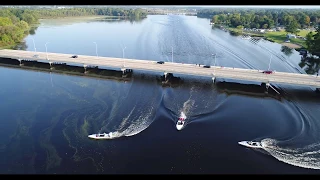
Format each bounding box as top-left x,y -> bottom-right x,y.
281,42 -> 302,49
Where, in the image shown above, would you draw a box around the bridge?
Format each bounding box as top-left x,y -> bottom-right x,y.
0,49 -> 319,91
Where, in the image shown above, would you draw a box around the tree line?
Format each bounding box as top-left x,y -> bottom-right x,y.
198,8 -> 320,57
0,7 -> 147,47
197,8 -> 320,31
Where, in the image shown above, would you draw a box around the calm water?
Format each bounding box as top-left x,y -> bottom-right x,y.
1,15 -> 320,174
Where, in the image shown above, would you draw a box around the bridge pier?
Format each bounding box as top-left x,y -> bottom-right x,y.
212,77 -> 216,83
84,64 -> 87,74
266,82 -> 270,90
18,59 -> 22,66
164,72 -> 173,81
49,61 -> 53,70
261,82 -> 270,91
121,68 -> 133,77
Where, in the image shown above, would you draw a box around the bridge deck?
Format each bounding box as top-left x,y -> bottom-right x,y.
0,49 -> 319,88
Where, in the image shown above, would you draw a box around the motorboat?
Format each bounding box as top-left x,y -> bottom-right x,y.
176,112 -> 186,131
88,132 -> 114,140
238,141 -> 263,148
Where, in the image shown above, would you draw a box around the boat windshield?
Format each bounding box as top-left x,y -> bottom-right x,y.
248,141 -> 259,146
99,134 -> 105,137
178,121 -> 183,125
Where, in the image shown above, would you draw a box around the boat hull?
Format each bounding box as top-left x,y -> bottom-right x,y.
238,141 -> 263,148
176,121 -> 185,130
176,112 -> 187,130
88,134 -> 113,140
176,124 -> 184,130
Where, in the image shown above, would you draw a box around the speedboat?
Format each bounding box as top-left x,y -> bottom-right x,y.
88,132 -> 114,140
176,112 -> 186,131
238,141 -> 263,148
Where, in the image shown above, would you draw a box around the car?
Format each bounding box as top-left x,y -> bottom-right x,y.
203,65 -> 211,68
157,61 -> 164,64
71,55 -> 78,58
262,70 -> 273,74
33,54 -> 39,58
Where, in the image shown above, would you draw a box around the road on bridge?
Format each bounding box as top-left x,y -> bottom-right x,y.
0,49 -> 319,88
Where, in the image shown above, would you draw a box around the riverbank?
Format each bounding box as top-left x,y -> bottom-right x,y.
0,22 -> 41,50
226,27 -> 315,50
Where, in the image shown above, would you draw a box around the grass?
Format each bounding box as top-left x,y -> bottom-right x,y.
264,31 -> 287,43
264,30 -> 311,48
225,27 -> 315,49
297,29 -> 315,37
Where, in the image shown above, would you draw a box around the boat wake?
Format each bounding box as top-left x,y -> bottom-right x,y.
98,103 -> 156,139
260,138 -> 320,170
181,98 -> 194,117
121,106 -> 155,137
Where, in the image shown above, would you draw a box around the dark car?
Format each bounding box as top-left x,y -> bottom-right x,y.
157,61 -> 164,64
203,65 -> 211,68
71,55 -> 78,58
262,70 -> 273,74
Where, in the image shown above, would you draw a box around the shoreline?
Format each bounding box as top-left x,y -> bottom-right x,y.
224,27 -> 305,50
0,15 -> 147,50
280,43 -> 302,49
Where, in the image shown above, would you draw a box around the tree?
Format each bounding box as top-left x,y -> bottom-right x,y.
21,13 -> 36,24
306,27 -> 320,57
311,27 -> 320,56
305,15 -> 310,28
0,17 -> 13,26
285,19 -> 299,34
306,31 -> 314,49
212,15 -> 219,23
262,23 -> 268,29
236,25 -> 244,29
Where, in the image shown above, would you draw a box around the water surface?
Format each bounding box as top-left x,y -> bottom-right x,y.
1,15 -> 320,174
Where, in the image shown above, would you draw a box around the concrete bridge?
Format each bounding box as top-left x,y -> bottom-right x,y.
0,49 -> 319,92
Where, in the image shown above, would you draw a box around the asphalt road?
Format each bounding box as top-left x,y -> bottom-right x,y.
0,49 -> 319,88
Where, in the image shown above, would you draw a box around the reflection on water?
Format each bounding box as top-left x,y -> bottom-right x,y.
13,41 -> 28,51
1,15 -> 320,174
95,16 -> 146,24
39,16 -> 146,28
281,46 -> 294,57
299,56 -> 320,75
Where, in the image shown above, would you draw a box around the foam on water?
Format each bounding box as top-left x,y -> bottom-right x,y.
98,106 -> 155,138
122,106 -> 155,137
261,138 -> 320,170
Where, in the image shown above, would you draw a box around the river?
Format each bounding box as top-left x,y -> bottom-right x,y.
0,15 -> 320,174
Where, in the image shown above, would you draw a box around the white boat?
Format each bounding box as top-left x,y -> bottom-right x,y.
88,132 -> 114,140
176,112 -> 186,131
238,141 -> 263,148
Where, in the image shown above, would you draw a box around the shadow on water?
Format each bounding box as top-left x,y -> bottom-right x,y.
1,56 -> 318,103
0,58 -> 132,82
